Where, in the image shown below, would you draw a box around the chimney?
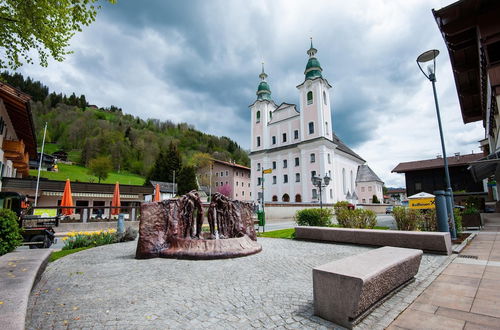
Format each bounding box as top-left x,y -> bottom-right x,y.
436,154 -> 442,159
454,152 -> 460,157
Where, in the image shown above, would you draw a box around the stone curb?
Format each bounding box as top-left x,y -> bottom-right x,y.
452,232 -> 477,254
0,249 -> 51,330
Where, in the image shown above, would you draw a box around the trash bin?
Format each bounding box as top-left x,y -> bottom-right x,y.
257,210 -> 265,227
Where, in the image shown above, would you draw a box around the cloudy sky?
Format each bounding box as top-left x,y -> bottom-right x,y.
19,0 -> 484,188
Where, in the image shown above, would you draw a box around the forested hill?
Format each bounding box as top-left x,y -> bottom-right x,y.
1,72 -> 250,177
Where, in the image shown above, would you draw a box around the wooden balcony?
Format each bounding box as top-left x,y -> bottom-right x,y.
2,139 -> 25,161
13,152 -> 29,170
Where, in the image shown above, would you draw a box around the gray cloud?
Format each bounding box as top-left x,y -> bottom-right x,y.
19,0 -> 483,187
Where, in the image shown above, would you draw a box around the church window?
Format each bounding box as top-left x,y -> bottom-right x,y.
283,159 -> 287,168
282,133 -> 287,142
272,136 -> 276,144
257,163 -> 261,171
362,198 -> 366,203
312,189 -> 318,199
258,177 -> 262,186
294,130 -> 299,139
295,194 -> 302,202
310,153 -> 315,163
296,173 -> 300,182
256,111 -> 261,123
272,176 -> 277,184
272,161 -> 276,169
330,189 -> 333,199
307,91 -> 313,105
295,157 -> 300,166
269,111 -> 272,119
283,175 -> 288,183
282,194 -> 290,202
242,191 -> 244,196
236,181 -> 238,186
325,121 -> 329,135
323,91 -> 327,105
368,186 -> 372,192
257,136 -> 261,147
308,122 -> 314,134
350,170 -> 354,192
342,168 -> 346,194
272,195 -> 278,202
328,153 -> 331,164
311,170 -> 316,178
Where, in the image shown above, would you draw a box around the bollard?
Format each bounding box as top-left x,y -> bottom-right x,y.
434,190 -> 450,233
444,190 -> 457,239
117,213 -> 125,234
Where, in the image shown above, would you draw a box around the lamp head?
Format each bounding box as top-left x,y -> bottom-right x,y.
417,49 -> 439,81
323,174 -> 331,186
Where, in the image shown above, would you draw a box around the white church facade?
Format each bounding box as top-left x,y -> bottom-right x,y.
249,42 -> 366,204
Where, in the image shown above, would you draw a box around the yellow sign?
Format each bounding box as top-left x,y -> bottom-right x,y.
409,198 -> 435,209
262,169 -> 272,174
34,209 -> 57,217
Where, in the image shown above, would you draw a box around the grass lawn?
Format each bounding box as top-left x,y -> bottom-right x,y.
49,247 -> 92,262
29,163 -> 145,185
259,228 -> 295,239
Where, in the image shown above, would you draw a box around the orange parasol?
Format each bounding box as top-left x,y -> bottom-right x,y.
111,182 -> 121,215
154,183 -> 161,202
61,179 -> 74,215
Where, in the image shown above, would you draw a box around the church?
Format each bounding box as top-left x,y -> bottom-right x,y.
249,41 -> 367,204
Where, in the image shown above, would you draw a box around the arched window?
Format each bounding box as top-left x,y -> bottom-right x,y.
308,122 -> 314,134
325,121 -> 329,135
272,195 -> 278,202
350,170 -> 354,192
323,91 -> 327,105
256,111 -> 260,122
307,91 -> 313,105
282,194 -> 290,202
295,194 -> 302,202
342,168 -> 346,194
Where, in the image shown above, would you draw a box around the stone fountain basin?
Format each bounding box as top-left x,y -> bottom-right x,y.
138,235 -> 262,260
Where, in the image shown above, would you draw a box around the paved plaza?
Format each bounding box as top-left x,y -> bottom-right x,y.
26,238 -> 449,329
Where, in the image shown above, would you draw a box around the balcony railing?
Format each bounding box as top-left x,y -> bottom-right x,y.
2,139 -> 25,161
13,152 -> 29,170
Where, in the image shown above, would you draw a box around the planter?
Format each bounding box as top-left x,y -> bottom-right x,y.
462,214 -> 481,228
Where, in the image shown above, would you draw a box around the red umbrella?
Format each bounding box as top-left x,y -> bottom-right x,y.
61,179 -> 74,215
111,182 -> 121,215
154,183 -> 161,202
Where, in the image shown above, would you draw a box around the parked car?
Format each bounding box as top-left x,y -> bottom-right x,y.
385,206 -> 394,214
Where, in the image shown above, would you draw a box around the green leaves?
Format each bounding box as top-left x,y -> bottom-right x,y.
0,209 -> 23,256
0,0 -> 115,70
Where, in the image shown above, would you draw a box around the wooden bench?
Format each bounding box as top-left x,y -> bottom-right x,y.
313,246 -> 422,328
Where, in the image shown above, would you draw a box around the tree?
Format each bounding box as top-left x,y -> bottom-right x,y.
88,156 -> 112,183
0,0 -> 115,70
177,166 -> 198,195
372,194 -> 380,204
189,152 -> 213,186
147,142 -> 182,183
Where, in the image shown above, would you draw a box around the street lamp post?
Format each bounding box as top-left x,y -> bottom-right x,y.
416,49 -> 456,239
311,174 -> 331,209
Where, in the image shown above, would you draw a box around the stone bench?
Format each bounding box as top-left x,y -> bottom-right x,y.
313,246 -> 422,329
295,226 -> 452,255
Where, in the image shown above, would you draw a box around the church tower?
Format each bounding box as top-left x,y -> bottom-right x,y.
296,40 -> 333,142
249,64 -> 276,152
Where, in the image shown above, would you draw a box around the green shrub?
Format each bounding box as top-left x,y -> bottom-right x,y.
62,229 -> 118,250
372,195 -> 380,204
336,208 -> 377,229
333,201 -> 350,215
0,209 -> 23,256
393,207 -> 423,231
453,208 -> 462,234
295,208 -> 333,227
463,206 -> 479,215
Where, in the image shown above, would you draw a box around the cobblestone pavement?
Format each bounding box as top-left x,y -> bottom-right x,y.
26,239 -> 450,329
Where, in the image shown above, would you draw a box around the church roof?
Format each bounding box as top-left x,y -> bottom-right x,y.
356,165 -> 383,183
331,132 -> 365,162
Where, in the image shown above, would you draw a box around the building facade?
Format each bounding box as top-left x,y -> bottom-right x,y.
249,42 -> 365,204
198,159 -> 251,201
356,165 -> 384,204
0,83 -> 37,190
392,153 -> 484,196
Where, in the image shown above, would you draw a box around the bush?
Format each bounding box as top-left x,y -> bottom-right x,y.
336,208 -> 377,229
295,208 -> 333,227
372,195 -> 380,204
393,207 -> 423,231
333,201 -> 350,215
62,229 -> 117,250
0,209 -> 23,256
453,208 -> 462,234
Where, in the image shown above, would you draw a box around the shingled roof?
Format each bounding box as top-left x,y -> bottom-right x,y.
356,164 -> 383,183
392,153 -> 483,173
